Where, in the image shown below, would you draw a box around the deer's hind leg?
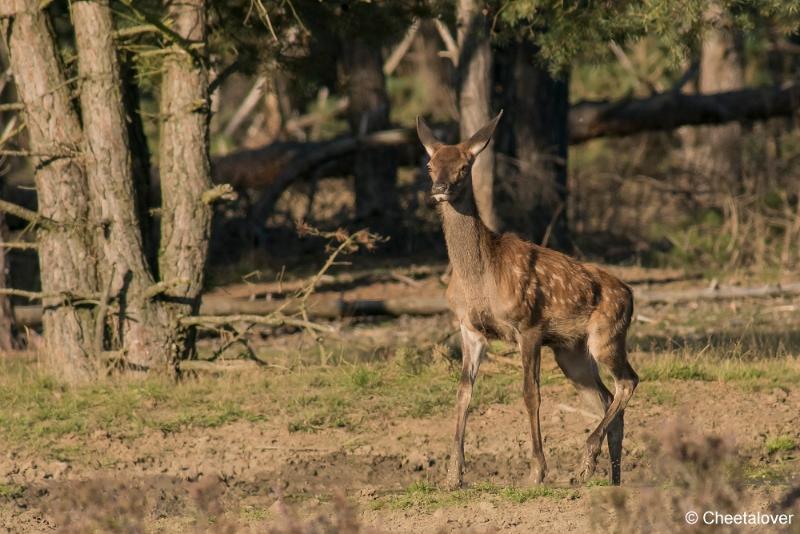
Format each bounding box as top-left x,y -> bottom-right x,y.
445,322 -> 486,490
581,327 -> 638,485
554,343 -> 624,485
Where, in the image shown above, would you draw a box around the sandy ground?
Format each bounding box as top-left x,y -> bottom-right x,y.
1,267 -> 799,532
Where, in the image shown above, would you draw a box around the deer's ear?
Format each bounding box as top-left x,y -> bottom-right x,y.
463,110 -> 503,158
416,116 -> 442,157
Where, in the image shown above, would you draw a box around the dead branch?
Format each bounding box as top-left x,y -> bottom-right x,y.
0,103 -> 23,112
384,19 -> 421,75
0,288 -> 97,303
179,359 -> 263,372
142,278 -> 190,300
222,75 -> 267,137
113,24 -> 159,39
0,242 -> 37,250
181,313 -> 334,332
201,183 -> 237,204
433,19 -> 459,66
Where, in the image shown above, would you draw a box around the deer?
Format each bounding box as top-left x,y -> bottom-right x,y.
416,112 -> 639,489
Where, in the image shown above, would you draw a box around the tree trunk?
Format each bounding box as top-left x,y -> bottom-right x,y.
72,0 -> 172,374
340,38 -> 398,223
158,0 -> 213,363
4,2 -> 99,382
684,5 -> 744,184
497,39 -> 570,247
456,0 -> 500,232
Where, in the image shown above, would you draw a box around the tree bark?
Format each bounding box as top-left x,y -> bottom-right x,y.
496,39 -> 570,247
4,2 -> 99,382
340,37 -> 399,223
72,0 -> 172,374
456,0 -> 500,232
158,0 -> 213,362
684,5 -> 744,184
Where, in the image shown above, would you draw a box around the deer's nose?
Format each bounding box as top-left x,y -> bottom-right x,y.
431,183 -> 449,195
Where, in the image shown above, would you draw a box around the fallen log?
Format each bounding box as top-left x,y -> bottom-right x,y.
210,82 -> 800,194
634,282 -> 800,305
569,82 -> 800,143
13,281 -> 800,327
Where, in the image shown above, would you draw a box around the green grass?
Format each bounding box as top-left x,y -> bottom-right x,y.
0,484 -> 25,500
765,435 -> 797,454
1,344 -> 797,462
632,354 -> 800,388
373,481 -> 578,511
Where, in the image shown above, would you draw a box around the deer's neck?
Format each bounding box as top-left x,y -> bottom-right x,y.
439,195 -> 494,295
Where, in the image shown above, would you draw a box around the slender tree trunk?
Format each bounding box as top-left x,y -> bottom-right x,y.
684,5 -> 744,184
4,2 -> 99,382
456,0 -> 500,232
340,38 -> 399,223
497,39 -> 570,247
72,0 -> 172,373
158,0 -> 213,363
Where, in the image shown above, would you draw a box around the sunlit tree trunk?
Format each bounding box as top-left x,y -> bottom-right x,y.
686,5 -> 744,185
158,0 -> 213,363
456,0 -> 500,232
72,0 -> 178,374
4,2 -> 99,381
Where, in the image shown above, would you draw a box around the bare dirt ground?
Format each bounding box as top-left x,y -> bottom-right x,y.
1,266 -> 799,533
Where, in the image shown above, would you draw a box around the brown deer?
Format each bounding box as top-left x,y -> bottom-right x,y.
416,112 -> 638,489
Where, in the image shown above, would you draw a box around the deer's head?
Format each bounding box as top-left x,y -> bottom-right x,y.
416,111 -> 503,204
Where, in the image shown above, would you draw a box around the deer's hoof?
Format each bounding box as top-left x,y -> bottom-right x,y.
578,457 -> 596,483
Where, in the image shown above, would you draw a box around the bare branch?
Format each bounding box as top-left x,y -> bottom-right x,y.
201,183 -> 237,204
113,24 -> 159,39
0,149 -> 76,158
180,314 -> 334,332
0,288 -> 97,303
383,19 -> 421,76
0,242 -> 37,250
142,278 -> 190,300
0,199 -> 56,229
0,103 -> 23,112
222,75 -> 267,137
433,19 -> 459,66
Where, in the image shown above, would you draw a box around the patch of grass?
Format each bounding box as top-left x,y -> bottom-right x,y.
374,481 -> 577,511
584,478 -> 612,487
640,384 -> 676,406
349,366 -> 382,390
765,435 -> 796,454
743,464 -> 792,483
0,484 -> 25,499
633,354 -> 800,388
638,361 -> 712,381
239,505 -> 269,521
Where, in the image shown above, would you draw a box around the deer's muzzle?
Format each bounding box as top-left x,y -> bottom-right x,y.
431,183 -> 451,203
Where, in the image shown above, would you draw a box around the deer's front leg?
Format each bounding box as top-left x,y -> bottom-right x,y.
446,323 -> 486,490
520,328 -> 547,484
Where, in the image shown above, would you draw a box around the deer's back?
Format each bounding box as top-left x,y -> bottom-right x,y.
447,232 -> 633,345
